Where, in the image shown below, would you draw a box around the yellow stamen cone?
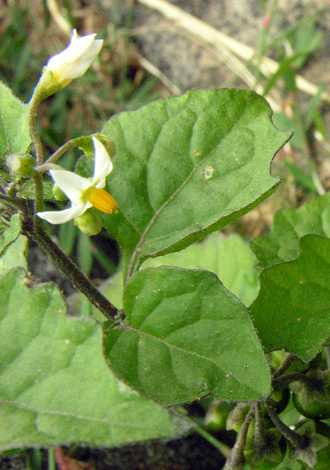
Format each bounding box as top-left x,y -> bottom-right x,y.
87,188 -> 118,214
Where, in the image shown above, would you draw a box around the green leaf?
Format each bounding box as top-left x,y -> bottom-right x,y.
250,235 -> 330,361
87,234 -> 259,323
0,214 -> 20,256
0,235 -> 27,275
0,268 -> 191,451
0,214 -> 27,276
142,233 -> 260,307
101,89 -> 290,271
19,180 -> 54,201
250,192 -> 330,268
0,82 -> 31,160
105,267 -> 271,406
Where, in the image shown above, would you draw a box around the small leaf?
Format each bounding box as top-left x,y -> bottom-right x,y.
0,82 -> 31,160
101,89 -> 290,270
105,267 -> 271,406
19,180 -> 54,200
0,214 -> 21,256
0,268 -> 191,451
0,235 -> 27,275
250,192 -> 330,268
250,235 -> 330,361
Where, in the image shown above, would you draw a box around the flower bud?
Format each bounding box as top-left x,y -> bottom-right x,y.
93,134 -> 116,158
74,210 -> 103,236
6,153 -> 35,177
52,184 -> 68,201
34,30 -> 103,99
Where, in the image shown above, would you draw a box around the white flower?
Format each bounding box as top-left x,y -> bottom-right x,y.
37,137 -> 117,224
44,29 -> 103,88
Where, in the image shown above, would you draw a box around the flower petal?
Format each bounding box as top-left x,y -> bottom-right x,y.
46,29 -> 103,83
50,169 -> 91,202
92,136 -> 113,184
36,203 -> 87,224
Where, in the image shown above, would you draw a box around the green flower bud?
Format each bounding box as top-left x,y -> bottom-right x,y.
52,184 -> 68,201
6,153 -> 35,177
93,134 -> 116,158
204,400 -> 235,431
74,210 -> 103,236
226,403 -> 251,433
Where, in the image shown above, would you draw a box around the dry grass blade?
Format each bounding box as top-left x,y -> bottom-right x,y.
138,0 -> 330,104
46,0 -> 72,36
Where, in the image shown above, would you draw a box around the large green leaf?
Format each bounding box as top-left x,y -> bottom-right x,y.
101,89 -> 290,271
250,235 -> 330,362
250,192 -> 330,268
105,267 -> 271,406
0,268 -> 191,451
0,82 -> 31,160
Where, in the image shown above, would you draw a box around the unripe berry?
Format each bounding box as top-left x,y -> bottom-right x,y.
74,210 -> 102,236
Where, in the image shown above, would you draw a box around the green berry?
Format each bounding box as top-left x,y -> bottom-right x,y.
74,210 -> 103,236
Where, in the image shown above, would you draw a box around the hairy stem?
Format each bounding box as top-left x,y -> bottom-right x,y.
254,403 -> 266,448
224,407 -> 254,470
28,95 -> 44,166
36,136 -> 88,172
28,93 -> 45,233
33,172 -> 43,233
264,401 -> 307,449
273,372 -> 317,390
20,212 -> 119,321
273,353 -> 296,378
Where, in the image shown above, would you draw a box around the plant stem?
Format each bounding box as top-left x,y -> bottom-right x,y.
28,95 -> 44,166
273,353 -> 296,378
33,172 -> 43,232
194,423 -> 231,459
36,136 -> 88,172
48,448 -> 56,470
224,407 -> 254,470
28,93 -> 46,233
20,212 -> 119,321
0,193 -> 28,211
254,403 -> 266,447
264,401 -> 307,449
273,372 -> 317,389
324,346 -> 330,370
